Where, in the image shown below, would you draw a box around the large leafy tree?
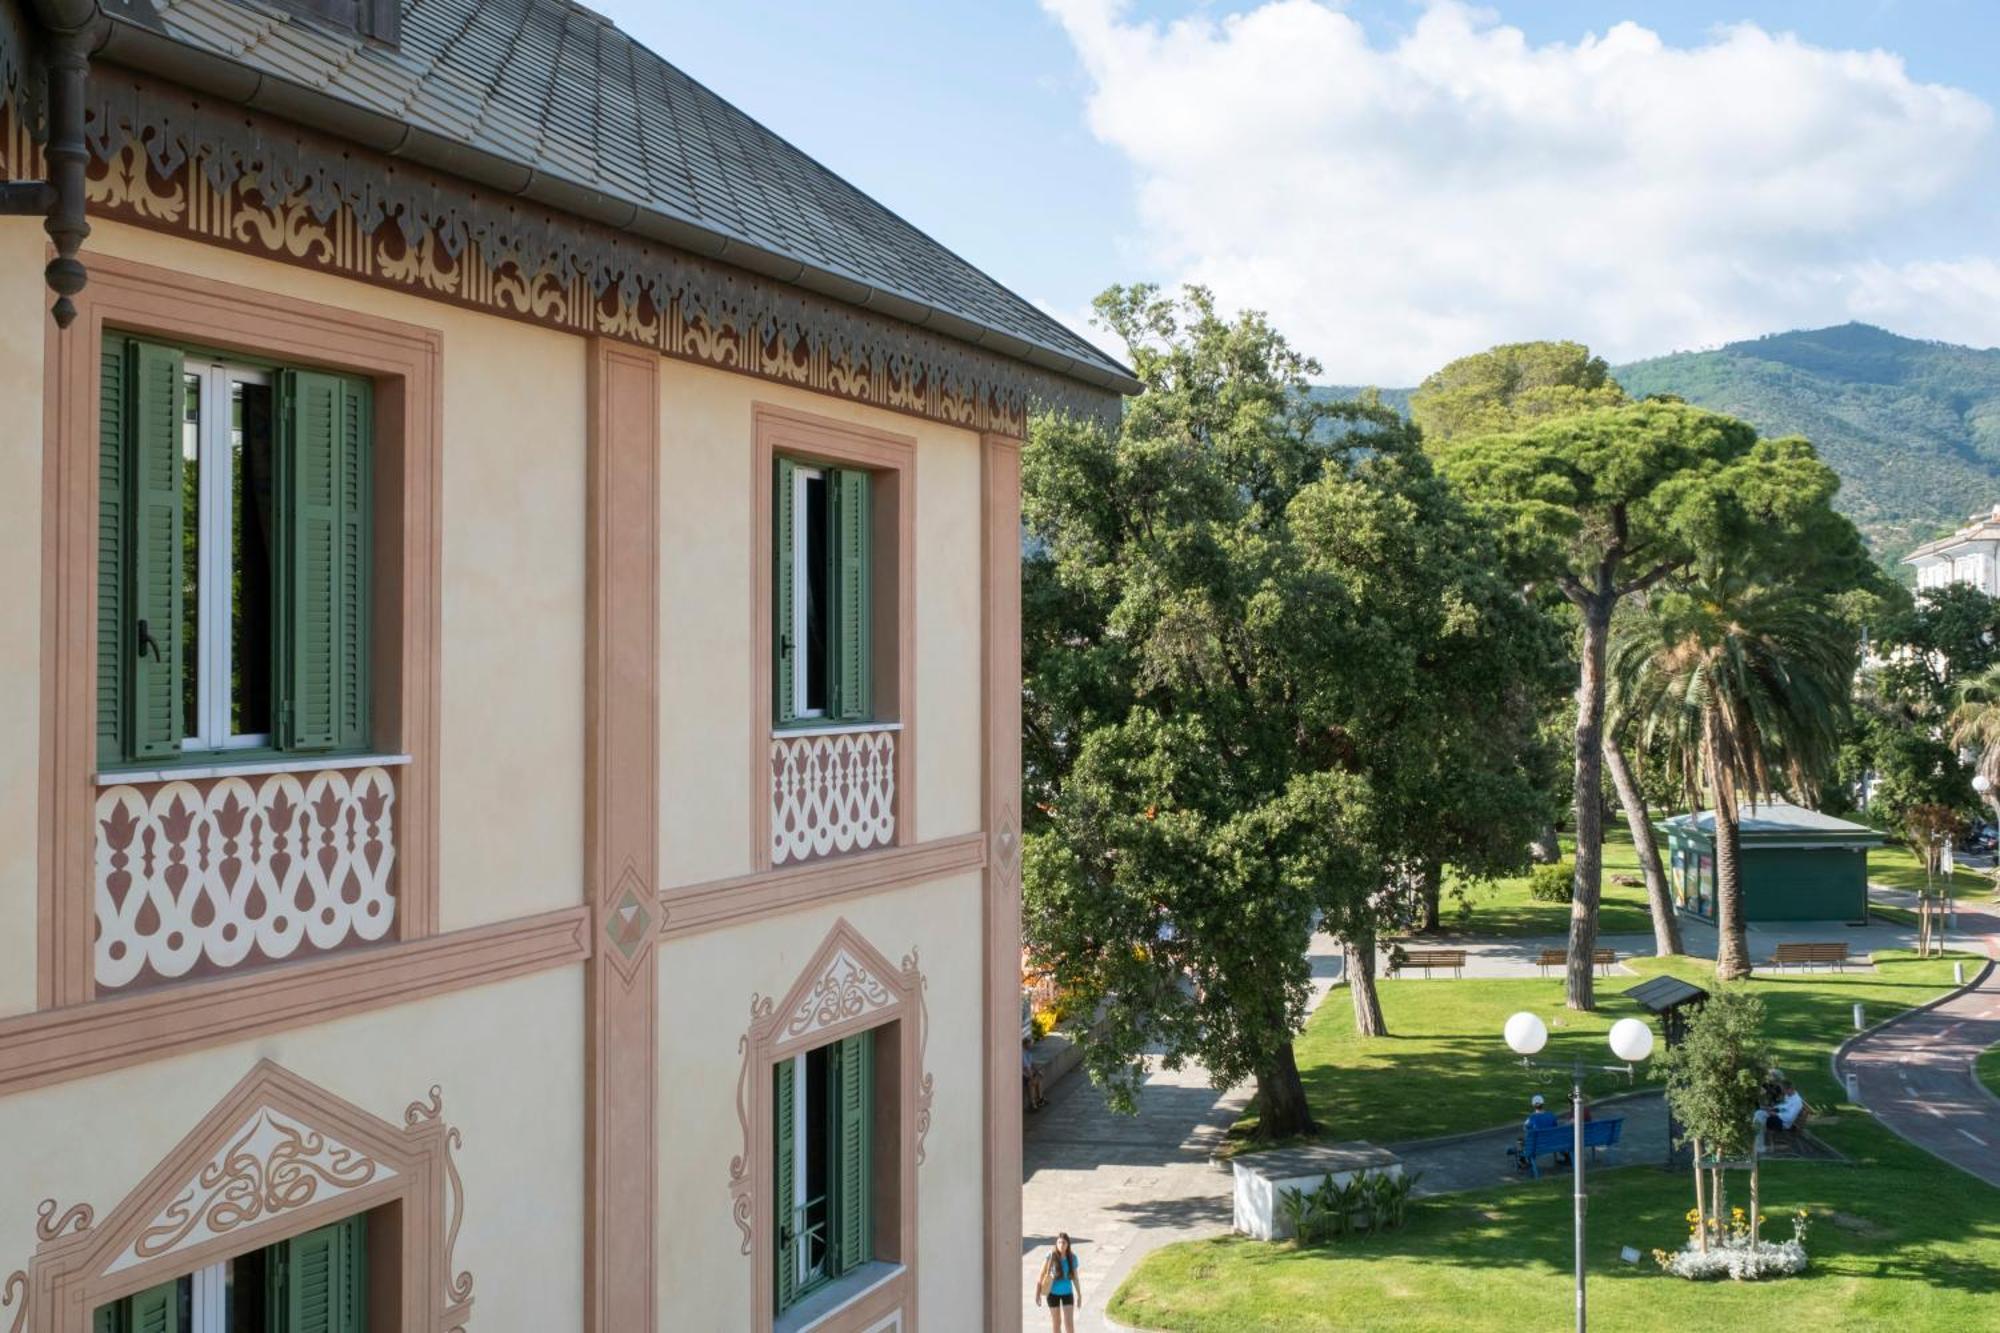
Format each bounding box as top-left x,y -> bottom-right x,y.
1609,572 -> 1858,979
1436,401 -> 1848,1006
1413,342 -> 1692,951
1022,286 -> 1558,1133
1409,340 -> 1626,444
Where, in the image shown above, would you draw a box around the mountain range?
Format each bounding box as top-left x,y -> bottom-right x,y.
1325,323 -> 2000,564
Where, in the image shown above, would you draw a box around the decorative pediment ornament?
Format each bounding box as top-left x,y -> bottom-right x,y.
106,1107 -> 389,1273
730,919 -> 931,1266
2,1062 -> 473,1333
777,946 -> 896,1047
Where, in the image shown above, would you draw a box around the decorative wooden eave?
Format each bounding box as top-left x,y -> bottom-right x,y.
0,63 -> 1122,437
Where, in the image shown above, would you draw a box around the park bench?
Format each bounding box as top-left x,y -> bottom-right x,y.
1386,948 -> 1467,978
1768,942 -> 1850,972
1515,1116 -> 1625,1179
1538,948 -> 1617,977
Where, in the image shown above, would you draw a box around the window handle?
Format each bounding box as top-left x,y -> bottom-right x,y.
780,632 -> 793,659
136,618 -> 163,663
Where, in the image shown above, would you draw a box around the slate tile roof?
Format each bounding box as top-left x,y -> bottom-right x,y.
100,0 -> 1135,390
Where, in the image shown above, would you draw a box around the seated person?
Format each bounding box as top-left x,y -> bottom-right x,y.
1761,1080 -> 1806,1134
1022,1038 -> 1047,1111
1511,1094 -> 1560,1167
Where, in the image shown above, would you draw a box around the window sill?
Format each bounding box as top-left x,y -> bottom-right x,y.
776,1261 -> 903,1333
773,721 -> 902,739
95,753 -> 413,786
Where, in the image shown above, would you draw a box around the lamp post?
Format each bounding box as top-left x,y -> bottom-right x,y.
1502,1012 -> 1655,1333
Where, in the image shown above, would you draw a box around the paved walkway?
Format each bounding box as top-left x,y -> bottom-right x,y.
1836,902 -> 2000,1189
1396,1091 -> 1671,1196
1019,932 -> 1340,1332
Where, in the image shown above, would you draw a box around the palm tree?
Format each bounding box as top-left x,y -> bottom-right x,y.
1610,574 -> 1857,980
1949,665 -> 2000,800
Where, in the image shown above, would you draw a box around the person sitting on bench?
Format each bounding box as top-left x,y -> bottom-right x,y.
1510,1094 -> 1561,1169
1760,1080 -> 1805,1134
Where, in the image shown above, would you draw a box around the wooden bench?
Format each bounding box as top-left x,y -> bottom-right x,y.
1768,942 -> 1849,972
1515,1117 -> 1625,1178
1386,948 -> 1467,978
1537,948 -> 1617,977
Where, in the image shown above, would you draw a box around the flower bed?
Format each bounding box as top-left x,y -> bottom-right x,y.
1654,1210 -> 1811,1281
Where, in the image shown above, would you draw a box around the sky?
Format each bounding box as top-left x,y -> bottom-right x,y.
586,1 -> 2000,385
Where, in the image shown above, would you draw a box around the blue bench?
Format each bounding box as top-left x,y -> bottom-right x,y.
1517,1117 -> 1624,1178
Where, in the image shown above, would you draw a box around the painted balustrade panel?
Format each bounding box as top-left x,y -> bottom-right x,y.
93,766 -> 399,992
770,728 -> 896,866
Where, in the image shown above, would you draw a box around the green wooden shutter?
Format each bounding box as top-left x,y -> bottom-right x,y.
125,1280 -> 179,1333
273,1215 -> 367,1333
831,468 -> 871,721
774,1057 -> 798,1310
98,336 -> 130,767
282,371 -> 369,753
93,1298 -> 129,1333
835,1031 -> 873,1273
127,340 -> 185,759
773,456 -> 798,726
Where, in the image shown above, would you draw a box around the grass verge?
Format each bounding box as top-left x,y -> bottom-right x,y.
1133,953 -> 1996,1332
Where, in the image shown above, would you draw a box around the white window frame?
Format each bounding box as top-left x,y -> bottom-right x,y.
181,357 -> 274,753
791,464 -> 827,722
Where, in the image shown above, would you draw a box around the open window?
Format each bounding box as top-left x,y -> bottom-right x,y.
773,457 -> 871,726
98,334 -> 372,770
92,1214 -> 369,1333
773,1029 -> 875,1315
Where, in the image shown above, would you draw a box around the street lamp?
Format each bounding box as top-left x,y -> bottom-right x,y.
1503,1012 -> 1655,1333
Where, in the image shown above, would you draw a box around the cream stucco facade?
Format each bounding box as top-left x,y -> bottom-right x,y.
0,4 -> 1119,1324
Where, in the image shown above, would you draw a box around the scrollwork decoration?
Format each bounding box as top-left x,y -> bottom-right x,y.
404,1084 -> 444,1127
3,1269 -> 26,1333
903,950 -> 935,1166
729,1032 -> 756,1255
132,1111 -> 379,1261
33,1198 -> 92,1242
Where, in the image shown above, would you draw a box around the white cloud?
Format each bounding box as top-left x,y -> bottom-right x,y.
1043,0 -> 1998,381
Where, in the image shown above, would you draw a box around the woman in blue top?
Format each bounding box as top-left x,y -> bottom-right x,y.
1035,1231 -> 1083,1331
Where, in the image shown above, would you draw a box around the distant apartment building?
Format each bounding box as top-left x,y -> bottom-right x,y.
1905,507 -> 2000,593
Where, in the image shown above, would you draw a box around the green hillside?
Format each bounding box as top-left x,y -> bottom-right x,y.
1614,324 -> 2000,562
1317,324 -> 2000,563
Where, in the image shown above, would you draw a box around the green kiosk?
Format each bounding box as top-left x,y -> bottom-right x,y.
1657,800 -> 1886,924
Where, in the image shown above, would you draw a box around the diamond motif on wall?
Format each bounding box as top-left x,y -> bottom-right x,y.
606,879 -> 653,960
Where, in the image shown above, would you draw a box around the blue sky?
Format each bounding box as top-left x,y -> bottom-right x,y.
589,2 -> 2000,382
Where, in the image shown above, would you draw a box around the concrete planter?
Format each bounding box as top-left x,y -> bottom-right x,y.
1230,1141 -> 1401,1241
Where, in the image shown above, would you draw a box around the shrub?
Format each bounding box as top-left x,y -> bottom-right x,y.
1527,863 -> 1574,903
1276,1168 -> 1421,1245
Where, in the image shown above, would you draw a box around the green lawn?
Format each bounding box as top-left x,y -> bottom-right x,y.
1134,953 -> 1999,1331
1434,832 -> 1657,940
1867,841 -> 1991,901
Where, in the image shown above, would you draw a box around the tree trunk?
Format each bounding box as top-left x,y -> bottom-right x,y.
1750,1153 -> 1761,1245
1530,823 -> 1562,864
1692,1137 -> 1708,1253
1255,1040 -> 1318,1140
1566,595 -> 1613,1010
1346,931 -> 1388,1037
1714,800 -> 1751,981
1605,732 -> 1683,956
1414,856 -> 1442,933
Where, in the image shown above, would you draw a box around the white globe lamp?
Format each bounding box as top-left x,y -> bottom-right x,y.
1504,1011 -> 1549,1057
1975,773 -> 1992,796
1608,1017 -> 1655,1064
